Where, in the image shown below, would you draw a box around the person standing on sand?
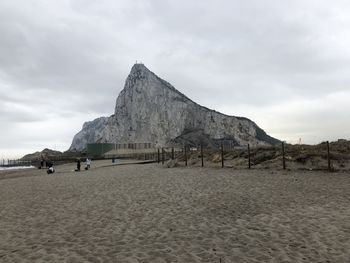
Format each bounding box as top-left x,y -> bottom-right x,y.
85,158 -> 91,170
76,158 -> 81,171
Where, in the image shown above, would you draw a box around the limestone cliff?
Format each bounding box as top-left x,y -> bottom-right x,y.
69,64 -> 279,151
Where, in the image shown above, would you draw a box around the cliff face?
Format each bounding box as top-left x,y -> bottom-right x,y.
69,64 -> 279,151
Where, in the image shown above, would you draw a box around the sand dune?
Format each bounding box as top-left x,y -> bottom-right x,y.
0,162 -> 349,262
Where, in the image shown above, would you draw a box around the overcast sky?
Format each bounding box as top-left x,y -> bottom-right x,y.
1,0 -> 350,158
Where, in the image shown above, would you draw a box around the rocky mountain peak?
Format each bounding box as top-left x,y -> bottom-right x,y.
126,63 -> 153,84
130,63 -> 150,73
69,64 -> 280,151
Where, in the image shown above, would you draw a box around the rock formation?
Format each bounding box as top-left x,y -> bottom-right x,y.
69,64 -> 279,151
21,148 -> 62,161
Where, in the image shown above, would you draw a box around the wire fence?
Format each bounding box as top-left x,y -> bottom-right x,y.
1,154 -> 82,169
154,140 -> 350,172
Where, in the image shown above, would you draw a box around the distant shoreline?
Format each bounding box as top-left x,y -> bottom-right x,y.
0,166 -> 35,171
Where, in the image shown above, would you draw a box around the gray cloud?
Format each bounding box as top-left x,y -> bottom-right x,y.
1,0 -> 350,158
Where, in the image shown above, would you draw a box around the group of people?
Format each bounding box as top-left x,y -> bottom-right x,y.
75,158 -> 91,172
39,159 -> 55,174
39,157 -> 92,174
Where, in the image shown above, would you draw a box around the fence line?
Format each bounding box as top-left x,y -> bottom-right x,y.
2,140 -> 344,172
154,140 -> 343,172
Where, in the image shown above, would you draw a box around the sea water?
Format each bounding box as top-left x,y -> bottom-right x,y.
0,166 -> 35,171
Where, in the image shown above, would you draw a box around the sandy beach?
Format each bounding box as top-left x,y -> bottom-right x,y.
0,161 -> 349,262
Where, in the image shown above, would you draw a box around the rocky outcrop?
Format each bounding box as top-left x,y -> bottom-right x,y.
69,64 -> 279,151
21,148 -> 63,161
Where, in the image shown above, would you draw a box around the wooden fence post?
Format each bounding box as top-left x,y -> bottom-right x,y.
157,148 -> 160,163
327,141 -> 331,171
185,146 -> 188,166
248,144 -> 251,169
221,141 -> 224,168
282,142 -> 286,170
171,147 -> 174,160
201,144 -> 204,167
